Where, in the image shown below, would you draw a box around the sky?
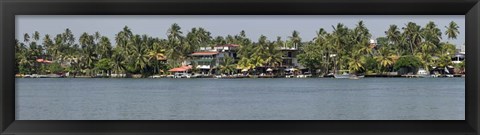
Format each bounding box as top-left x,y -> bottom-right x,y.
16,15 -> 465,49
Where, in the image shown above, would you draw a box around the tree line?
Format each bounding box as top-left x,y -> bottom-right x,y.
15,20 -> 462,77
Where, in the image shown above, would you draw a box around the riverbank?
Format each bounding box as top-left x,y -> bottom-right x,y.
15,74 -> 466,79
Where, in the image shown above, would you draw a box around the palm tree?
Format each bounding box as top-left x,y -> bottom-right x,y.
348,51 -> 366,75
23,33 -> 30,44
79,32 -> 97,76
445,21 -> 460,40
265,37 -> 284,68
331,23 -> 350,72
112,48 -> 126,77
98,36 -> 112,59
385,25 -> 401,43
237,57 -> 253,74
33,31 -> 40,41
146,40 -> 167,75
249,55 -> 265,75
288,30 -> 301,49
374,47 -> 395,73
127,35 -> 149,76
219,56 -> 237,75
402,22 -> 422,55
43,34 -> 54,59
167,23 -> 185,66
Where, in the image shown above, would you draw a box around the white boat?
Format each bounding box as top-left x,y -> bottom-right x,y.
417,68 -> 431,78
334,71 -> 350,79
333,70 -> 364,79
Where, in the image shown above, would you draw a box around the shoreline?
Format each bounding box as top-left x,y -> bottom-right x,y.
15,75 -> 466,79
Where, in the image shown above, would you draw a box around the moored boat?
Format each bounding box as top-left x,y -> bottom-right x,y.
334,71 -> 350,79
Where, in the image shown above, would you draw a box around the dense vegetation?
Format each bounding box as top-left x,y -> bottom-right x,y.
15,20 -> 462,77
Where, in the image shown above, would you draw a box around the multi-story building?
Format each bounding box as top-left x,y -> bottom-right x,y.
190,44 -> 240,75
280,43 -> 302,69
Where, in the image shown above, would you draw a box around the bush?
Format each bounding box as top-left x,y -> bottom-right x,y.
48,62 -> 64,74
394,55 -> 421,71
95,58 -> 113,71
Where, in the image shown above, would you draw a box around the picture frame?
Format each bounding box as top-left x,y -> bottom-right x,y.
1,0 -> 479,134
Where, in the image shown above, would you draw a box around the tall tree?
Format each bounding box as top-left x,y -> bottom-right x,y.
445,21 -> 460,40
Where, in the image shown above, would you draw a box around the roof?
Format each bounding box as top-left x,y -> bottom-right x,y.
36,59 -> 52,64
454,53 -> 465,58
216,44 -> 240,47
191,51 -> 219,56
168,65 -> 192,72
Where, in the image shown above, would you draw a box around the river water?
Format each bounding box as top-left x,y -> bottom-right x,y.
15,78 -> 465,120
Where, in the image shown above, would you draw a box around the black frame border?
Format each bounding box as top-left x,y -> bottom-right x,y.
1,0 -> 479,135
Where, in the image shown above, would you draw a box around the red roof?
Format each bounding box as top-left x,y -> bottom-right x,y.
168,65 -> 192,72
191,51 -> 219,56
216,44 -> 240,47
36,59 -> 52,63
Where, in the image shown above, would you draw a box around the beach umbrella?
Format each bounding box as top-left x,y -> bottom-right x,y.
266,68 -> 273,72
241,69 -> 249,72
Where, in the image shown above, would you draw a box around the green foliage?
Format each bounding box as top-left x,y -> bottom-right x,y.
376,37 -> 388,46
15,21 -> 461,77
393,55 -> 422,71
219,56 -> 237,75
364,56 -> 378,73
48,62 -> 64,74
95,58 -> 113,71
297,42 -> 325,74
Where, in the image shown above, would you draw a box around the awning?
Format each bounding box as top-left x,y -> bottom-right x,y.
168,65 -> 191,72
286,68 -> 298,71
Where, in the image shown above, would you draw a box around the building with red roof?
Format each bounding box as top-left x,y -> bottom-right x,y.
36,59 -> 53,64
168,65 -> 192,72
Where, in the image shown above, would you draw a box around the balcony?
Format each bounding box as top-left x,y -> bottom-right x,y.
197,65 -> 211,69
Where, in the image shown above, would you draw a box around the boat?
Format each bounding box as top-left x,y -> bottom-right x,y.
349,75 -> 365,80
334,71 -> 350,79
417,68 -> 431,78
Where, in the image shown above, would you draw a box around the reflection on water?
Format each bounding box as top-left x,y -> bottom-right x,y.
16,78 -> 465,120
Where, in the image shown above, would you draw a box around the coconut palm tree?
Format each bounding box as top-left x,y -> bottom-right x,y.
348,51 -> 366,75
249,55 -> 265,75
331,23 -> 350,71
146,40 -> 167,75
385,25 -> 402,54
237,57 -> 253,74
289,30 -> 301,49
43,34 -> 54,59
166,23 -> 185,66
98,36 -> 112,59
422,21 -> 442,44
33,31 -> 40,41
219,56 -> 237,75
374,47 -> 395,73
445,21 -> 460,40
111,48 -> 126,77
79,33 -> 97,76
402,22 -> 422,55
127,35 -> 149,76
265,37 -> 284,68
23,33 -> 30,44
